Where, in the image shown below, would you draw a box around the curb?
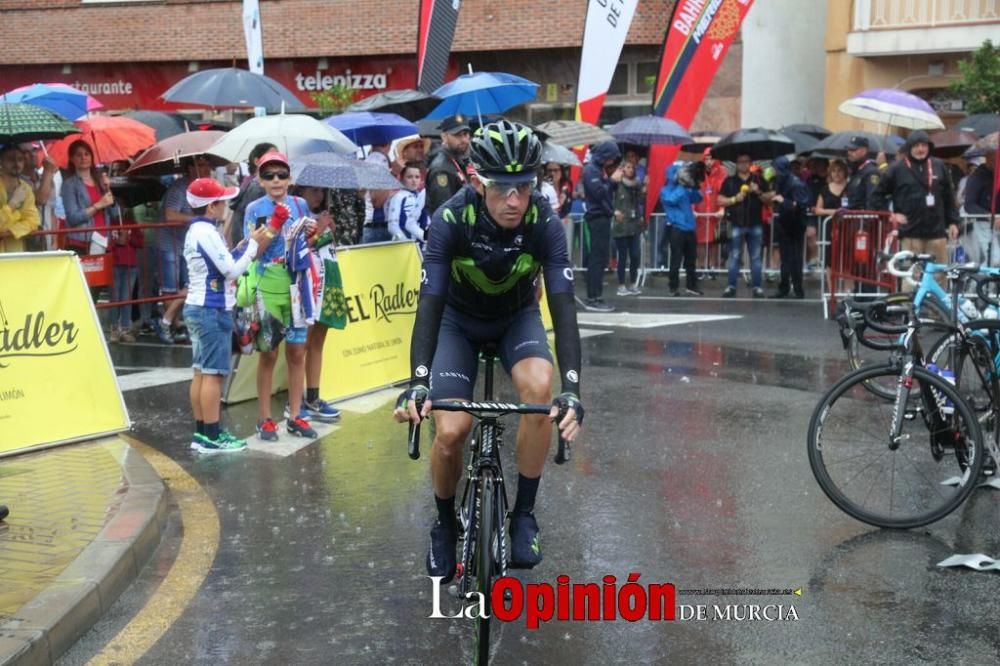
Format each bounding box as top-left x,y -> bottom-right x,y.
0,444 -> 168,666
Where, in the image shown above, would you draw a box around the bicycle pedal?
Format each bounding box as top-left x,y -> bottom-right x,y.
454,562 -> 465,579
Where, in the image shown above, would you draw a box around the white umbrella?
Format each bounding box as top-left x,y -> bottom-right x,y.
208,114 -> 357,162
838,88 -> 945,131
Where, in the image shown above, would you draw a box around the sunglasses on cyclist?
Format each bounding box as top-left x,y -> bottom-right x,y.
478,175 -> 536,198
261,171 -> 290,181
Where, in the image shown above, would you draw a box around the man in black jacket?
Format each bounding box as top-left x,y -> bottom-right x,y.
425,115 -> 471,217
964,152 -> 997,216
872,130 -> 959,269
580,141 -> 622,312
770,156 -> 812,299
845,136 -> 881,210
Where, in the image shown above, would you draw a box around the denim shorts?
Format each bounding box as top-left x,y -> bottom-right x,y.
184,304 -> 233,375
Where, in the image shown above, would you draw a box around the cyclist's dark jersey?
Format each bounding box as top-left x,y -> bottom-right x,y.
421,186 -> 575,316
410,185 -> 582,396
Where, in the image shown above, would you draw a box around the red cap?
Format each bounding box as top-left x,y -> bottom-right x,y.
256,150 -> 290,170
186,178 -> 239,208
702,147 -> 712,160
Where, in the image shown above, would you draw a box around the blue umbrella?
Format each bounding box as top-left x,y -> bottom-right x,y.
1,83 -> 101,121
426,72 -> 538,120
325,112 -> 418,146
608,115 -> 692,146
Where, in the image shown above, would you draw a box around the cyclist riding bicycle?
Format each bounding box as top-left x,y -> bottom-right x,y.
393,119 -> 584,583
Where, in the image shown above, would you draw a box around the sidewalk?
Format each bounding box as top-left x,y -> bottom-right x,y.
0,437 -> 166,665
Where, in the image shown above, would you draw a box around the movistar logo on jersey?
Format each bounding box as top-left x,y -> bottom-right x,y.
450,253 -> 539,295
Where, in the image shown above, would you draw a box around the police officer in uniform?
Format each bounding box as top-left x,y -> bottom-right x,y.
845,136 -> 881,210
425,115 -> 471,217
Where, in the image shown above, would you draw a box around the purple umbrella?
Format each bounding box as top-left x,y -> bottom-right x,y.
838,88 -> 944,130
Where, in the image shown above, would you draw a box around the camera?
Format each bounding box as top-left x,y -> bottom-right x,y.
677,161 -> 706,188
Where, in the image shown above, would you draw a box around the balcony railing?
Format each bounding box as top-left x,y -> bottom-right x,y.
853,0 -> 999,30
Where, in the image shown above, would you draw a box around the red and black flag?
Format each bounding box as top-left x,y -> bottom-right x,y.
417,0 -> 463,93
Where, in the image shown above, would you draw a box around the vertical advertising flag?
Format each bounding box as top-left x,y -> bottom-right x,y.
242,0 -> 266,116
574,0 -> 640,130
417,0 -> 463,93
645,0 -> 755,219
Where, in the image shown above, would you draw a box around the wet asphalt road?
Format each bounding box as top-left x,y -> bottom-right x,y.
59,286 -> 1000,665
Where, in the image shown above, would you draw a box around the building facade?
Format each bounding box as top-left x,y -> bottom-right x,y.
824,0 -> 1000,131
0,0 -> 749,133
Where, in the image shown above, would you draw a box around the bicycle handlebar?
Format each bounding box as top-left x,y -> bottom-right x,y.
407,399 -> 571,464
885,251 -> 917,278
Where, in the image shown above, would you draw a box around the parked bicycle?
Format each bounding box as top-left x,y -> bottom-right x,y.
810,294 -> 986,528
406,344 -> 570,665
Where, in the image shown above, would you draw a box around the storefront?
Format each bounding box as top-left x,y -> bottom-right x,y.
0,57 -> 441,113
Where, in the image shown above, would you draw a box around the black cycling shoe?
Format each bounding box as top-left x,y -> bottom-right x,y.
426,520 -> 458,583
509,511 -> 543,569
0,505 -> 8,522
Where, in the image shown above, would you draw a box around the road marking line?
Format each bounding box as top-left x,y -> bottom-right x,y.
86,437 -> 219,666
576,313 -> 742,329
117,368 -> 192,392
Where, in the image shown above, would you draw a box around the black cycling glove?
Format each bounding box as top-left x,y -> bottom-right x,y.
552,392 -> 584,424
396,385 -> 429,415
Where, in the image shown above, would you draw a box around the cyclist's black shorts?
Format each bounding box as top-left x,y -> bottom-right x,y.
428,304 -> 553,401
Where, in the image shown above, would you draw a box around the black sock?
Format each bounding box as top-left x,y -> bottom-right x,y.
306,387 -> 319,403
195,420 -> 205,435
435,495 -> 457,529
514,474 -> 540,515
204,422 -> 220,441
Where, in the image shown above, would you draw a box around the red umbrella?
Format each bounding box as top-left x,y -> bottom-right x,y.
125,130 -> 228,176
47,115 -> 156,167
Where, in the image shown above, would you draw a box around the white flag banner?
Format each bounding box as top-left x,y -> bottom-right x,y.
575,0 -> 639,126
242,0 -> 265,116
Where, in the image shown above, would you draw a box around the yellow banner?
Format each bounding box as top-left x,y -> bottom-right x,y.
0,253 -> 129,456
224,241 -> 422,404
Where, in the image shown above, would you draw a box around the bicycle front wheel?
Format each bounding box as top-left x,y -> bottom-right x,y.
808,364 -> 985,529
473,471 -> 496,666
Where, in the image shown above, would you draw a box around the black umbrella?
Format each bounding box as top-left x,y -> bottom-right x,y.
780,123 -> 832,139
951,113 -> 1000,138
161,67 -> 305,111
344,89 -> 441,121
608,115 -> 691,146
810,130 -> 887,156
109,176 -> 167,208
928,129 -> 979,159
123,111 -> 191,141
780,129 -> 821,155
710,128 -> 795,161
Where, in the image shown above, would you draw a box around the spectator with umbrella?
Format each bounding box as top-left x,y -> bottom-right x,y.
717,153 -> 775,298
580,141 -> 622,312
0,142 -> 40,253
768,156 -> 812,299
872,130 -> 960,276
60,139 -> 118,256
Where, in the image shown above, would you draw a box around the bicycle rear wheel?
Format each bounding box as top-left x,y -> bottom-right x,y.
473,471 -> 496,666
808,364 -> 984,528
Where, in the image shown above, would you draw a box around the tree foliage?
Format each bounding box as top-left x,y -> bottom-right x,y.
309,85 -> 356,114
949,39 -> 1000,114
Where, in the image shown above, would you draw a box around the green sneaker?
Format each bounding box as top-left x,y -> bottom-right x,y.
192,431 -> 247,453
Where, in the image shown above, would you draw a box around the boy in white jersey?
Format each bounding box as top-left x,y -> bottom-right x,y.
183,178 -> 271,452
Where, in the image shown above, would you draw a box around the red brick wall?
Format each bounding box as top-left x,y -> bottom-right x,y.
1,0 -> 673,65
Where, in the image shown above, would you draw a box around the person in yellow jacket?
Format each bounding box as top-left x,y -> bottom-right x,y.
0,144 -> 40,253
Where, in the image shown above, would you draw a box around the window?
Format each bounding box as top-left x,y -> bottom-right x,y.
636,62 -> 659,95
608,63 -> 630,96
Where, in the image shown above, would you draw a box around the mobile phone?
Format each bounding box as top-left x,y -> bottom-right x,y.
255,216 -> 267,230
